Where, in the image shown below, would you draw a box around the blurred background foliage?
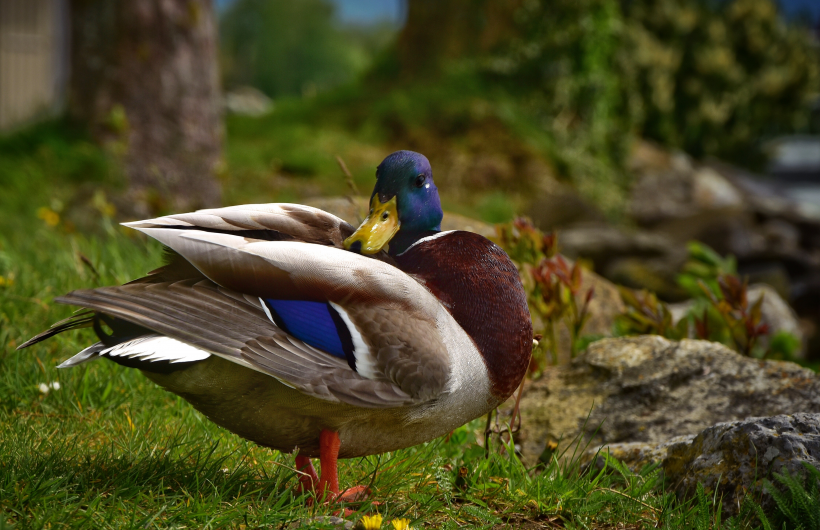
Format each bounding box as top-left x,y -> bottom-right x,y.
215,0 -> 819,217
220,0 -> 398,99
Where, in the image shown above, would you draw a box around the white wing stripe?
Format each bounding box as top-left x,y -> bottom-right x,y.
259,297 -> 277,326
100,336 -> 211,364
330,302 -> 377,380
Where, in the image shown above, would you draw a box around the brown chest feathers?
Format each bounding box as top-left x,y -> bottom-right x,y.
395,231 -> 533,399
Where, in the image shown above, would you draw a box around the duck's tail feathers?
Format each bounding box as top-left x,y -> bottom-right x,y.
56,342 -> 108,367
16,310 -> 96,350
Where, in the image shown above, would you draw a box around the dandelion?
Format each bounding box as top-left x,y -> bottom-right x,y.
0,274 -> 13,287
359,514 -> 383,530
391,518 -> 413,530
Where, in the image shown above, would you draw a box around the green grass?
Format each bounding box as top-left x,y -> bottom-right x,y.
0,115 -> 767,529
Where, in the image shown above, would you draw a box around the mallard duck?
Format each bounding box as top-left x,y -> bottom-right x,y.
19,150 -> 532,500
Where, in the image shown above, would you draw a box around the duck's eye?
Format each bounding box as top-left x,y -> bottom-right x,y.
414,174 -> 426,188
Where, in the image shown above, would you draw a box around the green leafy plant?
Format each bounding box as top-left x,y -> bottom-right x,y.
531,255 -> 595,362
496,218 -> 594,370
615,240 -> 804,359
677,241 -> 738,299
696,274 -> 769,356
755,463 -> 820,529
615,287 -> 686,340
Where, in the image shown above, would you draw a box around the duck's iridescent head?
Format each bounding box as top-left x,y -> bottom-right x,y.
344,151 -> 442,255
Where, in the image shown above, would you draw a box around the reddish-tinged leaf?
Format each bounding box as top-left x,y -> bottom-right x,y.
717,300 -> 733,316
570,263 -> 582,294
749,295 -> 764,327
718,274 -> 747,309
694,309 -> 709,339
584,287 -> 595,306
542,232 -> 558,257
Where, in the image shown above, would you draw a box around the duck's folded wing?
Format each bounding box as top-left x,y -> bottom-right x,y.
57,278 -> 424,408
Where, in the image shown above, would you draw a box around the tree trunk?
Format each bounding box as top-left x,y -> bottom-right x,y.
69,0 -> 222,214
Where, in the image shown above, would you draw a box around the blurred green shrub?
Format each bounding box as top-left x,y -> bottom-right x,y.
220,0 -> 396,98
484,0 -> 820,168
483,0 -> 632,214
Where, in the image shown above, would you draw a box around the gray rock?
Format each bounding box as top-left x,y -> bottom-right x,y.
692,167 -> 744,210
628,144 -> 746,225
664,413 -> 820,518
527,190 -> 605,230
225,86 -> 273,116
515,336 -> 820,465
652,210 -> 766,259
557,224 -> 689,301
585,435 -> 696,474
762,219 -> 801,254
747,284 -> 804,351
628,168 -> 693,225
559,224 -> 675,263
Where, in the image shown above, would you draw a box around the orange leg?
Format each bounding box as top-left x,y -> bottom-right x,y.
318,429 -> 341,497
317,429 -> 370,504
295,454 -> 318,495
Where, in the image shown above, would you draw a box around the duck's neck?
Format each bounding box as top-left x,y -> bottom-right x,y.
387,229 -> 441,257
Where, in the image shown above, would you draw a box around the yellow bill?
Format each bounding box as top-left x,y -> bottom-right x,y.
343,195 -> 400,254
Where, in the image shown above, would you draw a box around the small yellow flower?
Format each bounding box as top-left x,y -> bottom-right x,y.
0,274 -> 13,287
37,207 -> 60,227
391,519 -> 413,530
360,514 -> 383,530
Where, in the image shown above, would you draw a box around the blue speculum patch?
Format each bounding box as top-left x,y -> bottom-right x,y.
263,299 -> 350,360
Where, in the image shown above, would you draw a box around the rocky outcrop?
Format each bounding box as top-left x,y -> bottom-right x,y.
585,414 -> 820,518
665,414 -> 820,518
515,336 -> 820,465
